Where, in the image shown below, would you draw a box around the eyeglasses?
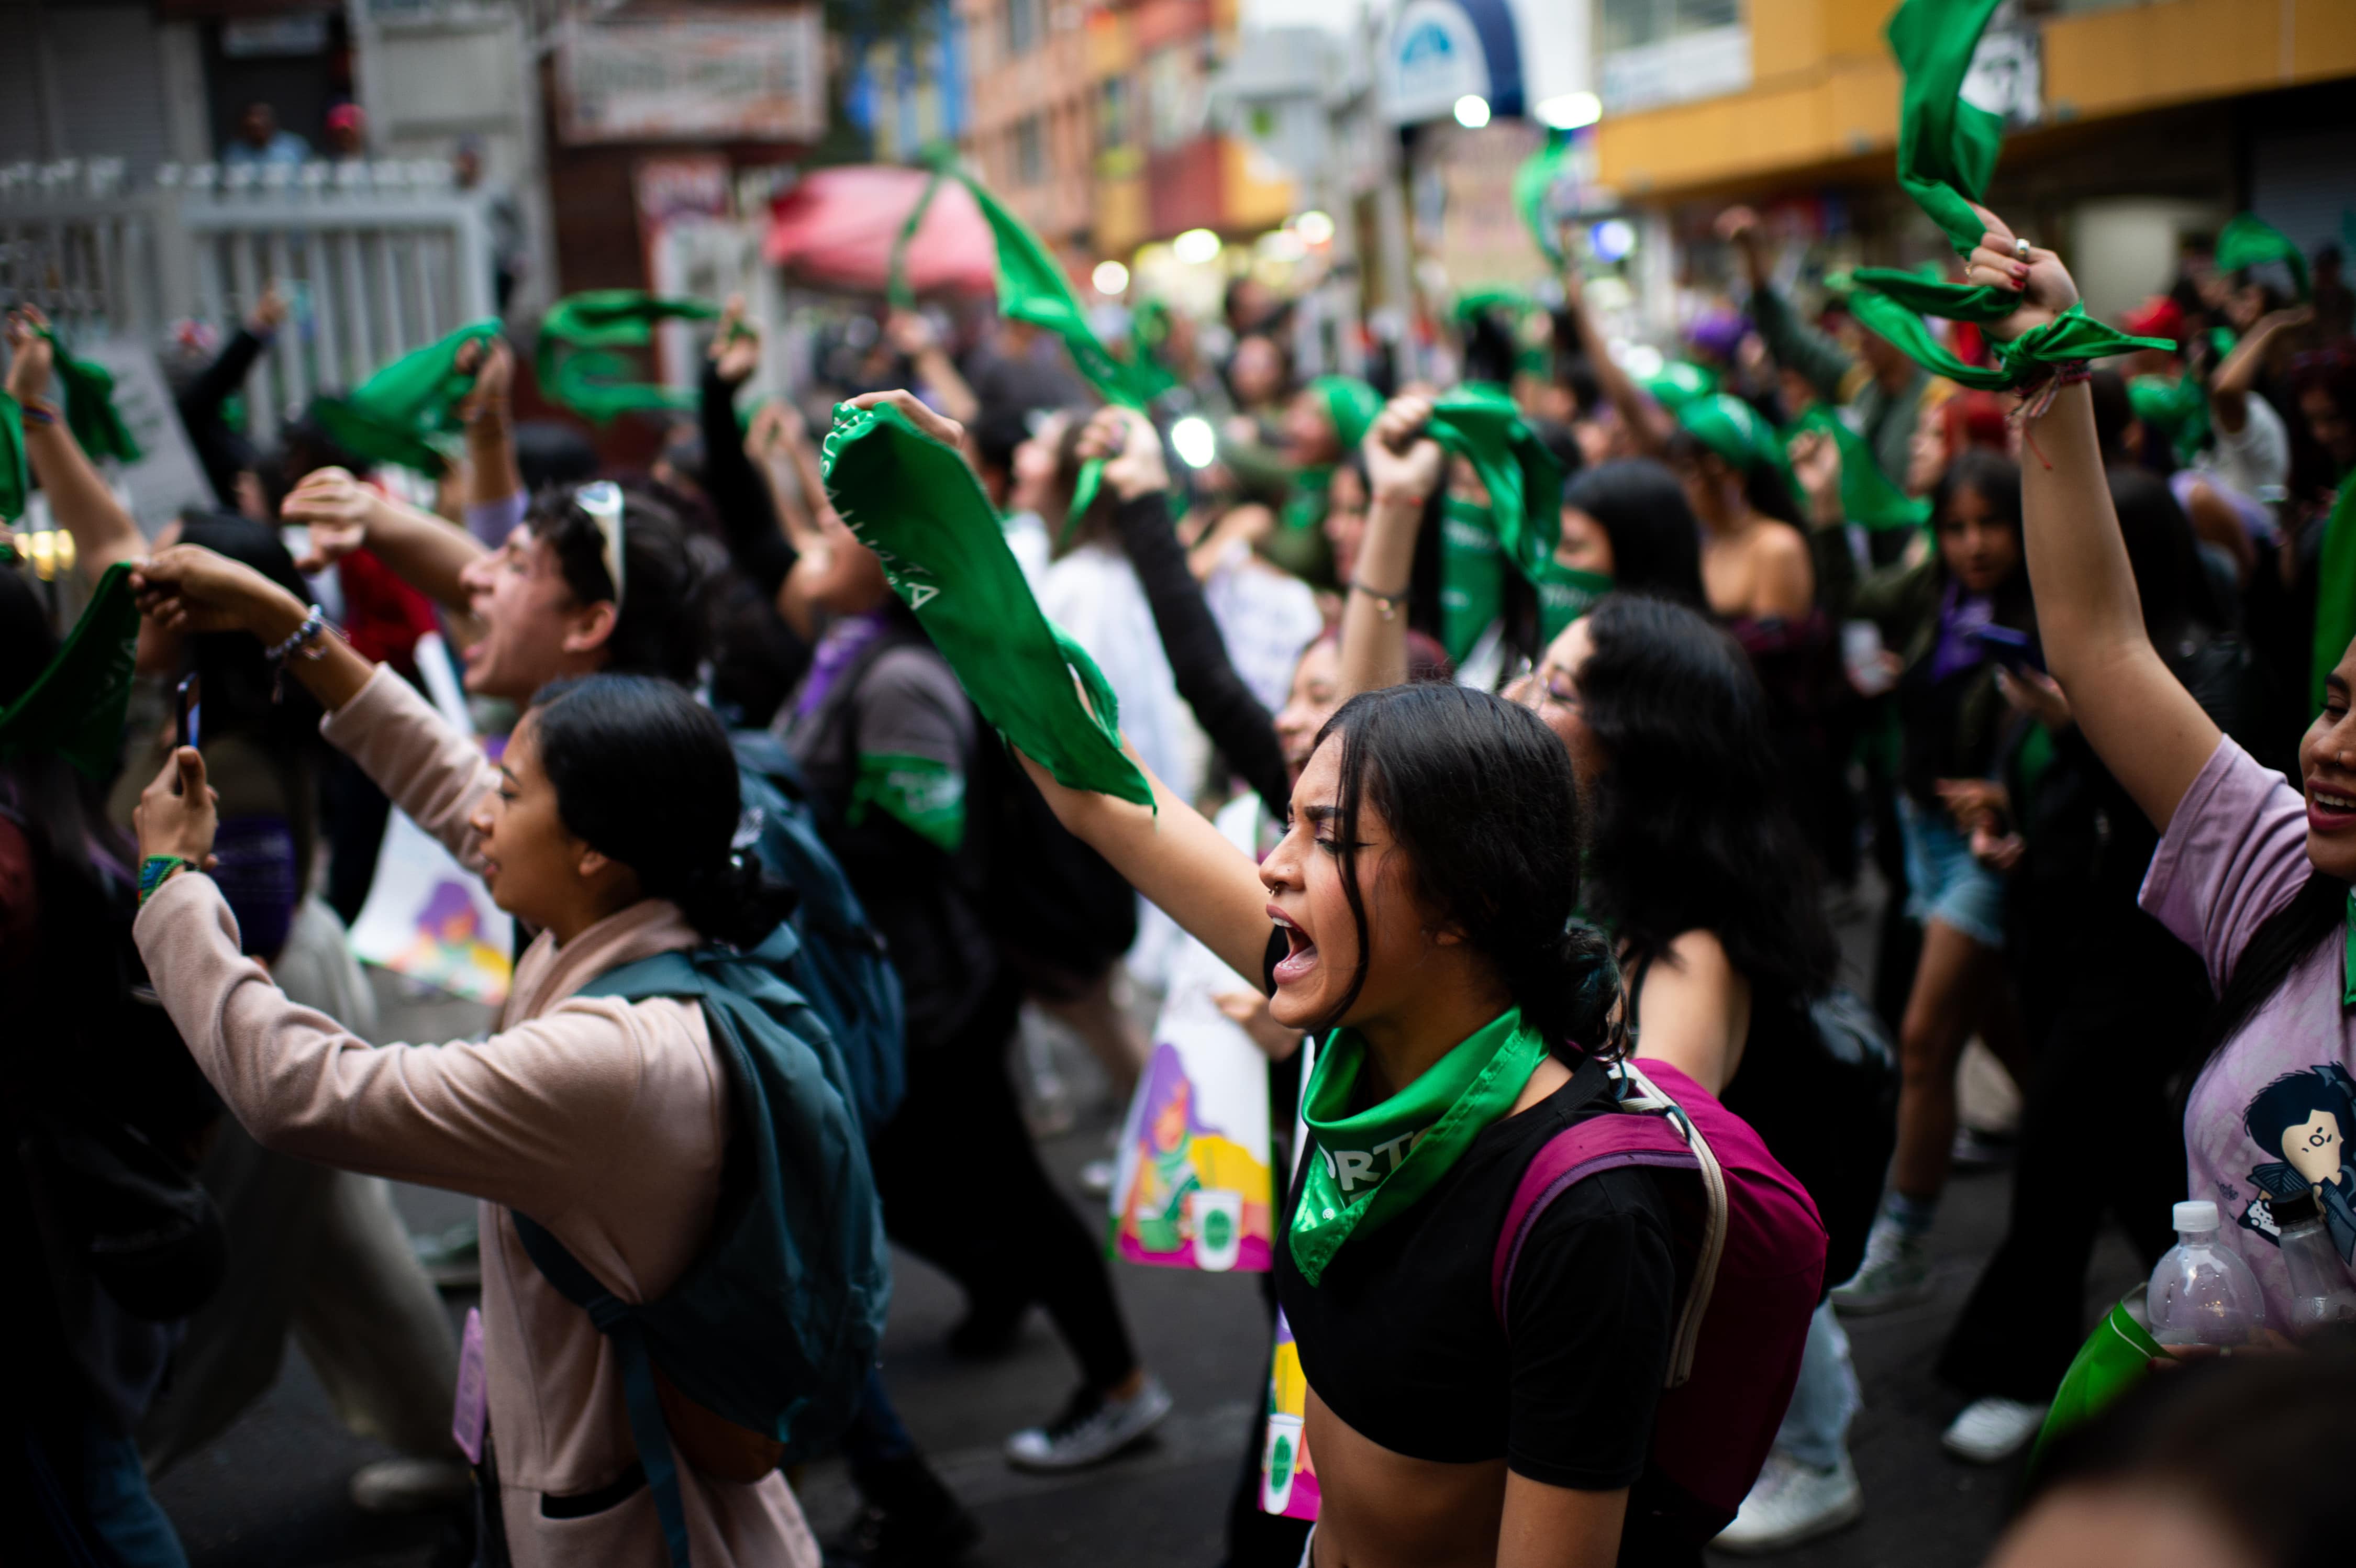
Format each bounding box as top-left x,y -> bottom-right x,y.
575,481 -> 626,610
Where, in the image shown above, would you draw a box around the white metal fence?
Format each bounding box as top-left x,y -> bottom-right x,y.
1,157 -> 497,448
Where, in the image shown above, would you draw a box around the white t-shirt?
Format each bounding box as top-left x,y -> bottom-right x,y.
2203,390 -> 2291,507
1201,539 -> 1327,714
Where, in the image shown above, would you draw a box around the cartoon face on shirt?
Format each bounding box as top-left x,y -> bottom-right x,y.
2236,1065 -> 2356,1259
2282,1110 -> 2347,1186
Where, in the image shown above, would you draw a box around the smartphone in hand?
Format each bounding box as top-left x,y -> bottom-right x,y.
1966,622 -> 2043,673
171,674 -> 202,795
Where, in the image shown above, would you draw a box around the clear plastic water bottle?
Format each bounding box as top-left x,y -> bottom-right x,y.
2270,1188 -> 2356,1330
2147,1199 -> 2267,1348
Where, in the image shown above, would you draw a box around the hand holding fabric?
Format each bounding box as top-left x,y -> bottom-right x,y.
5,308 -> 55,405
710,294 -> 762,386
1364,394 -> 1443,504
1077,406 -> 1169,502
134,543 -> 308,638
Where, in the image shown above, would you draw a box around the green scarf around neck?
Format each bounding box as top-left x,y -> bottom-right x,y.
1850,0 -> 2164,383
820,396 -> 1153,808
536,291 -> 721,425
312,318 -> 503,475
1439,495 -> 1506,664
0,560 -> 140,779
1291,1008 -> 1550,1286
39,327 -> 140,464
1280,465 -> 1332,537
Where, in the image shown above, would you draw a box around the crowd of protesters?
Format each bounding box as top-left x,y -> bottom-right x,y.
5,105 -> 2355,1568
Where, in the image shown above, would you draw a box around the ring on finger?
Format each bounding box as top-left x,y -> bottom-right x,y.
2013,237 -> 2032,262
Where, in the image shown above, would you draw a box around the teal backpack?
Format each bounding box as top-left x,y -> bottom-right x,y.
510,929 -> 890,1567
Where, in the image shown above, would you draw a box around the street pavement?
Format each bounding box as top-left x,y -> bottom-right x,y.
151,883 -> 2144,1568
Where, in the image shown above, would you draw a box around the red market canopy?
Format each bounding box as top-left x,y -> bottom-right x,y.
764,165 -> 997,298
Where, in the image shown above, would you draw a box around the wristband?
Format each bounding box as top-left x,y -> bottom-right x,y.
1350,580 -> 1409,621
138,854 -> 189,905
18,397 -> 60,428
265,604 -> 330,662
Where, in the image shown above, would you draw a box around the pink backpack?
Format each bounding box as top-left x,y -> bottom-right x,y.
1492,1059 -> 1826,1537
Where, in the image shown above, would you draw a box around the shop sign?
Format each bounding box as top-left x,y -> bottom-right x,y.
558,8 -> 825,144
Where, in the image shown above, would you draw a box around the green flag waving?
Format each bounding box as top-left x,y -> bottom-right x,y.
40,327 -> 141,464
311,319 -> 503,475
536,291 -> 721,425
821,397 -> 1153,808
1513,138 -> 1575,266
0,560 -> 140,779
961,174 -> 1160,414
1426,383 -> 1568,590
1854,0 -> 2161,381
2215,213 -> 2311,302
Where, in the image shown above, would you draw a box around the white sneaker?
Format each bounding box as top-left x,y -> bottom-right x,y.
1004,1374 -> 1173,1472
349,1456 -> 471,1515
1713,1449 -> 1862,1554
1942,1396 -> 2050,1464
1829,1217 -> 1934,1315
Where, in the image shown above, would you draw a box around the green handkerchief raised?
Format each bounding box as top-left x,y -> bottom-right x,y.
536,291 -> 720,424
0,560 -> 141,779
820,398 -> 1153,808
311,319 -> 503,475
1426,384 -> 1566,588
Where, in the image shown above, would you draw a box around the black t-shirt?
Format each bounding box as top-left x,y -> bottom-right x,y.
1272,1057 -> 1692,1494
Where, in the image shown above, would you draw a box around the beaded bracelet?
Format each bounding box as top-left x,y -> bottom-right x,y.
138,854 -> 188,905
265,604 -> 330,662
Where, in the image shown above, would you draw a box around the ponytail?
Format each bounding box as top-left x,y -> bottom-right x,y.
531,673 -> 792,949
1507,921 -> 1629,1063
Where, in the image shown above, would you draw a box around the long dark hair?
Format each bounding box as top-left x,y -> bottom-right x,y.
1313,683 -> 1624,1062
174,510 -> 324,755
2182,871 -> 2350,1099
1562,459 -> 1709,608
1574,594 -> 1839,1004
529,674 -> 794,948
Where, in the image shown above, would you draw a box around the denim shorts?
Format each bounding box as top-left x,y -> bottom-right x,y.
1897,794 -> 2006,949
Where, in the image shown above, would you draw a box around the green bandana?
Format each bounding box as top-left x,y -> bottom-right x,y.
312,318 -> 503,475
1854,0 -> 2164,381
39,327 -> 140,464
1453,290 -> 1550,381
1279,465 -> 1332,536
1427,384 -> 1567,588
1310,375 -> 1382,452
1127,300 -> 1181,403
1680,392 -> 1798,508
0,560 -> 140,779
536,291 -> 721,425
1642,361 -> 1718,412
1538,565 -> 1614,646
1787,404 -> 1929,531
820,397 -> 1152,807
0,392 -> 26,524
2128,373 -> 2210,466
2314,478 -> 2356,715
1513,138 -> 1575,265
962,173 -> 1159,414
1291,1008 -> 1549,1285
2216,214 -> 2310,302
1439,495 -> 1507,664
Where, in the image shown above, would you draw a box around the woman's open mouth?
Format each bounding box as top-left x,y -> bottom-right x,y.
2307,783 -> 2356,833
1270,904 -> 1318,987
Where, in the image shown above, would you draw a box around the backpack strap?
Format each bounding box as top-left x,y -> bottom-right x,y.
509,1214 -> 694,1568
512,947 -> 716,1568
1491,1059 -> 1730,1389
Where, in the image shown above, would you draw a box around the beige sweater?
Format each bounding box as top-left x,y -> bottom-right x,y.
135,666 -> 818,1567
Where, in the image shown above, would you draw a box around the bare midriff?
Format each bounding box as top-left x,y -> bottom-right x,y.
1302,1387 -> 1508,1568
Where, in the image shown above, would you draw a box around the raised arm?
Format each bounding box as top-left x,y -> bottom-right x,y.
177,285 -> 284,509
284,466 -> 484,614
886,310 -> 980,427
1014,742 -> 1274,989
1074,405 -> 1292,817
702,297 -> 799,598
1719,206 -> 1856,406
458,336 -> 523,518
1335,395 -> 1445,701
1966,205 -> 2220,830
7,307 -> 145,582
2208,305 -> 2310,437
1558,261 -> 1674,457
